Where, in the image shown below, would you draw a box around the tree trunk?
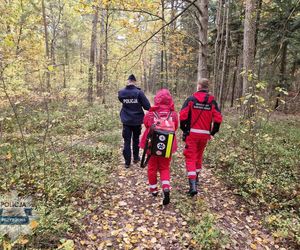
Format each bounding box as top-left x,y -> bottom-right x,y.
79,39 -> 83,74
148,55 -> 153,92
87,7 -> 99,104
169,0 -> 177,89
219,0 -> 230,105
237,52 -> 244,98
160,0 -> 166,88
217,4 -> 226,70
231,54 -> 239,107
254,0 -> 262,57
215,1 -> 226,98
63,23 -> 69,89
197,0 -> 209,79
222,56 -> 232,108
102,8 -> 109,104
96,7 -> 105,98
275,40 -> 288,109
242,0 -> 257,95
41,0 -> 50,90
96,46 -> 100,97
213,0 -> 223,95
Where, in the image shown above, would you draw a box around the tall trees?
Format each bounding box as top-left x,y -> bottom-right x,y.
1,0 -> 298,108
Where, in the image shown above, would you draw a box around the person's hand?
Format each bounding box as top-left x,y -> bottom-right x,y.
182,132 -> 189,142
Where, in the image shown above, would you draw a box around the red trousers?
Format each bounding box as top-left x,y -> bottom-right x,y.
148,156 -> 171,193
184,136 -> 208,180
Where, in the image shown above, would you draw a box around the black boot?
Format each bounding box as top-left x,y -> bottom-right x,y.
152,191 -> 158,197
163,189 -> 170,205
187,179 -> 197,197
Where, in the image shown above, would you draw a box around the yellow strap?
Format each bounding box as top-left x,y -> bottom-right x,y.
165,134 -> 174,158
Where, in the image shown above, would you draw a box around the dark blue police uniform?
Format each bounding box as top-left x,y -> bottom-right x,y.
118,84 -> 150,166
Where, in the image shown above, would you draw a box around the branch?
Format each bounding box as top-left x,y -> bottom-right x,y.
0,73 -> 30,168
183,0 -> 202,16
125,42 -> 148,73
270,0 -> 300,64
101,8 -> 163,21
275,90 -> 300,111
115,0 -> 198,65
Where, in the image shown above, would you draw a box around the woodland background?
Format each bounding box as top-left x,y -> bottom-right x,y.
0,0 -> 299,249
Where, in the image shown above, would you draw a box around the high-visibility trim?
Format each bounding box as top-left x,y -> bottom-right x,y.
149,184 -> 157,189
165,134 -> 174,158
187,171 -> 197,176
190,128 -> 210,134
162,180 -> 170,185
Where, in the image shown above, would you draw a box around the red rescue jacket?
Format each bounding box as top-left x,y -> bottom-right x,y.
180,90 -> 223,139
139,89 -> 178,153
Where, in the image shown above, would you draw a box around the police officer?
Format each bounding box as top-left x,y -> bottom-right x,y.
180,78 -> 223,196
118,74 -> 151,168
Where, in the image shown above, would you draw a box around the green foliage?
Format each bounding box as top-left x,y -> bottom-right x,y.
175,194 -> 228,249
206,82 -> 300,245
191,212 -> 226,250
0,102 -> 121,248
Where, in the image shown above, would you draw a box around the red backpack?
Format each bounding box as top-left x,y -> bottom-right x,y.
141,111 -> 175,168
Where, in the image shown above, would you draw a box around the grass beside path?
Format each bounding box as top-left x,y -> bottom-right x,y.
205,114 -> 300,247
0,101 -> 121,248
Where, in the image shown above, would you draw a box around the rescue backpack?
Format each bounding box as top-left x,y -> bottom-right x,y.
151,111 -> 175,158
141,111 -> 175,168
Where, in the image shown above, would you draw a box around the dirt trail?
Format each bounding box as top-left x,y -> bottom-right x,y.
70,148 -> 285,250
71,161 -> 194,249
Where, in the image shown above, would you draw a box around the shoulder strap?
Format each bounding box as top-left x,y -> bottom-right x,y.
154,111 -> 173,121
166,111 -> 172,120
153,111 -> 160,119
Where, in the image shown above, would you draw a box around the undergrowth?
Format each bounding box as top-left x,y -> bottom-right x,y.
206,116 -> 300,246
0,99 -> 121,248
174,191 -> 228,249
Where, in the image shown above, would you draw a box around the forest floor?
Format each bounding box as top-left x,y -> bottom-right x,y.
69,141 -> 286,250
1,102 -> 297,249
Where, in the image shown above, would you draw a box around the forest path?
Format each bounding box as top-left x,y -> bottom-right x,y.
191,168 -> 279,250
171,146 -> 280,250
71,156 -> 194,249
70,144 -> 282,250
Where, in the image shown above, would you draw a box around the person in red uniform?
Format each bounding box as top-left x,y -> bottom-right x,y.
139,89 -> 178,205
180,78 -> 222,196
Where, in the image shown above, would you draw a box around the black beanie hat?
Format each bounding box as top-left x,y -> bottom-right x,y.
128,74 -> 136,81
